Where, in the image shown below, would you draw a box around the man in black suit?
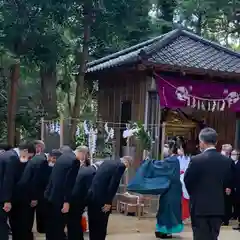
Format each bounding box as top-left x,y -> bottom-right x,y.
44,145 -> 88,240
0,144 -> 12,236
68,161 -> 103,240
231,149 -> 240,230
184,128 -> 232,240
35,149 -> 62,234
0,141 -> 35,240
88,156 -> 133,240
221,144 -> 234,225
16,140 -> 48,238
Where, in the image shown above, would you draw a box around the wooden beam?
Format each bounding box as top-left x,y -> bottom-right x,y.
144,62 -> 240,81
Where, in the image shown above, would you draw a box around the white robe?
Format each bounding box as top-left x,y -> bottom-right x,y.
178,156 -> 190,200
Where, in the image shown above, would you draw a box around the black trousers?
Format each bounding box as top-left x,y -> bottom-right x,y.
232,195 -> 240,221
191,216 -> 222,240
9,202 -> 34,240
88,204 -> 110,240
67,204 -> 85,240
223,194 -> 233,224
36,199 -> 48,233
45,202 -> 67,240
0,204 -> 8,240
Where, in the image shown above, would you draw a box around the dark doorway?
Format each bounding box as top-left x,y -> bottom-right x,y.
120,101 -> 132,156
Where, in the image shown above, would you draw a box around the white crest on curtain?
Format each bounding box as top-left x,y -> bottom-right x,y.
225,92 -> 239,107
175,86 -> 189,101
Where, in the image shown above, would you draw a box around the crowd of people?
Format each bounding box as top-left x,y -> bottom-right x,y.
0,128 -> 239,240
128,127 -> 239,240
0,140 -> 133,240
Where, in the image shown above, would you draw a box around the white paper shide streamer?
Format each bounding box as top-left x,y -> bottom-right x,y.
122,124 -> 139,141
49,121 -> 60,134
175,85 -> 238,112
83,121 -> 97,163
104,122 -> 114,143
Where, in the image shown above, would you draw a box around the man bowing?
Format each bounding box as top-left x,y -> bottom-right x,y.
44,146 -> 88,240
0,141 -> 35,240
88,156 -> 133,240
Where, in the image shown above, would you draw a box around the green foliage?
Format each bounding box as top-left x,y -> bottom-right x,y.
130,121 -> 152,151
91,0 -> 152,56
75,124 -> 88,146
95,143 -> 113,158
0,0 -> 239,141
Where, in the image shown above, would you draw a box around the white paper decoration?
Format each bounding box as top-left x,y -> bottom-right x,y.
208,101 -> 211,111
197,100 -> 200,110
192,97 -> 196,108
211,101 -> 216,112
220,100 -> 226,111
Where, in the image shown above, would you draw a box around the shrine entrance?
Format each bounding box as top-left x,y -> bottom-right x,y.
165,110 -> 196,139
163,109 -> 198,154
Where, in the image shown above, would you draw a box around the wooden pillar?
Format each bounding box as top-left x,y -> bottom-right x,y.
146,75 -> 160,158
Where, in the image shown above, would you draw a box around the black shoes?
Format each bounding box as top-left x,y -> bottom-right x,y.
233,224 -> 240,230
155,232 -> 172,239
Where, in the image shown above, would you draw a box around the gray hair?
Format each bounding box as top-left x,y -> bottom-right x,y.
59,145 -> 73,153
231,149 -> 239,155
199,127 -> 217,145
75,146 -> 89,153
33,140 -> 45,149
120,156 -> 134,165
222,144 -> 233,152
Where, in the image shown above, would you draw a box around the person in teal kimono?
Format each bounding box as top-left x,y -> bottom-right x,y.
128,140 -> 183,239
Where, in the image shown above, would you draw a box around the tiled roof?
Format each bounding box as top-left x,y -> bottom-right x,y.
86,29 -> 240,74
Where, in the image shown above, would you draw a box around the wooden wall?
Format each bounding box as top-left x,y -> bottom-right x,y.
193,110 -> 236,149
97,69 -> 238,158
97,70 -> 148,161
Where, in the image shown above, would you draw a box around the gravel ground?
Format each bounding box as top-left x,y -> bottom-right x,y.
12,213 -> 240,239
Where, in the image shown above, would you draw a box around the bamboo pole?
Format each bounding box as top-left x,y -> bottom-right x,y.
60,116 -> 64,148
40,117 -> 44,141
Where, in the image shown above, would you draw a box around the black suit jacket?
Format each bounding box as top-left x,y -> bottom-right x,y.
233,160 -> 240,198
44,152 -> 80,205
184,149 -> 232,216
0,150 -> 27,203
71,165 -> 97,207
89,160 -> 126,206
18,153 -> 49,201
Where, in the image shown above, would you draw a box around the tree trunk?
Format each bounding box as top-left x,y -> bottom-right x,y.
69,5 -> 91,147
40,63 -> 57,120
196,13 -> 202,35
7,63 -> 19,146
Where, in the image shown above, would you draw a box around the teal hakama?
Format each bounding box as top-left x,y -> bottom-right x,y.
127,156 -> 183,238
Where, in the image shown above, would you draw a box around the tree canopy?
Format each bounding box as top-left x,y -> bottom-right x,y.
0,0 -> 239,144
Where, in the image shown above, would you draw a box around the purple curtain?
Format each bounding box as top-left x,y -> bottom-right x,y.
156,75 -> 240,112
